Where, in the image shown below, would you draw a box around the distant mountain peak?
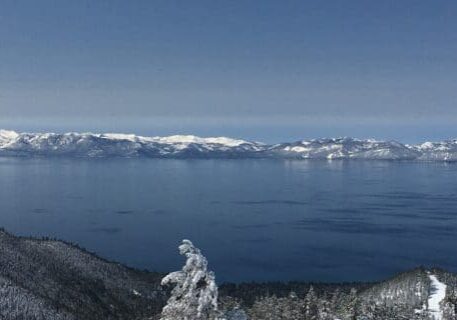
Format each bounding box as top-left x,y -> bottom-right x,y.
0,130 -> 456,161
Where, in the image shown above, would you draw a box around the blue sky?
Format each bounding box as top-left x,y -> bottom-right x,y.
0,0 -> 456,142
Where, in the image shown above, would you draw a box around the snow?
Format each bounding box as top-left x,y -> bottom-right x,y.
0,130 -> 19,147
428,274 -> 446,320
0,130 -> 19,139
160,240 -> 219,320
285,146 -> 309,153
149,135 -> 249,147
1,129 -> 457,161
103,133 -> 138,142
420,142 -> 435,149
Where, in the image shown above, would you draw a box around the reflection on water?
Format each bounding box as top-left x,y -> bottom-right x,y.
0,158 -> 456,283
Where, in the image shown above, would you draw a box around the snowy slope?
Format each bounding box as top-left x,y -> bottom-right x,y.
0,229 -> 166,319
268,137 -> 420,160
0,130 -> 262,158
414,141 -> 457,161
0,130 -> 19,147
428,274 -> 447,320
0,130 -> 456,160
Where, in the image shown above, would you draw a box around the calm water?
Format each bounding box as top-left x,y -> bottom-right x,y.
0,158 -> 456,283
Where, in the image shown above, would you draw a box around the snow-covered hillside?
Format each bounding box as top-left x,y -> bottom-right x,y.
414,141 -> 457,161
428,273 -> 447,320
1,229 -> 457,320
0,130 -> 262,158
269,137 -> 421,160
0,130 -> 456,161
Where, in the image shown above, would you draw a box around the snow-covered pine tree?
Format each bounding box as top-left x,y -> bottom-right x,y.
304,286 -> 318,320
316,293 -> 335,320
160,239 -> 221,320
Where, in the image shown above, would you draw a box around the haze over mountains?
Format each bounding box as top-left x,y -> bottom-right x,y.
1,130 -> 457,161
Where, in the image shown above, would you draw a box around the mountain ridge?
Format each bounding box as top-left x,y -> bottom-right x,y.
1,130 -> 457,161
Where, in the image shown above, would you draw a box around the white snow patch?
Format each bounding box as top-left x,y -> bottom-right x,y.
0,130 -> 19,139
428,273 -> 446,320
0,130 -> 19,147
286,146 -> 309,153
149,135 -> 249,147
103,133 -> 138,142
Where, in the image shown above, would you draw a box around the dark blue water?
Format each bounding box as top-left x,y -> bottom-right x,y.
0,158 -> 456,283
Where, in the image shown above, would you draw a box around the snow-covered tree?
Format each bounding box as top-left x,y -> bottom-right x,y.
160,239 -> 221,320
225,308 -> 248,320
304,286 -> 318,319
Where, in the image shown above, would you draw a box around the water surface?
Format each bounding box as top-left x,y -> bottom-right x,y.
0,158 -> 456,282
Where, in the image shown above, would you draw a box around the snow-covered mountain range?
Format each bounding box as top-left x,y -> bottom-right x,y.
1,129 -> 457,161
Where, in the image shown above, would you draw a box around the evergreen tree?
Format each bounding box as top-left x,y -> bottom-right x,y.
160,240 -> 220,320
304,286 -> 318,320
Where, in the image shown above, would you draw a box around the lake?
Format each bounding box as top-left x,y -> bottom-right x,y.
0,158 -> 456,283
